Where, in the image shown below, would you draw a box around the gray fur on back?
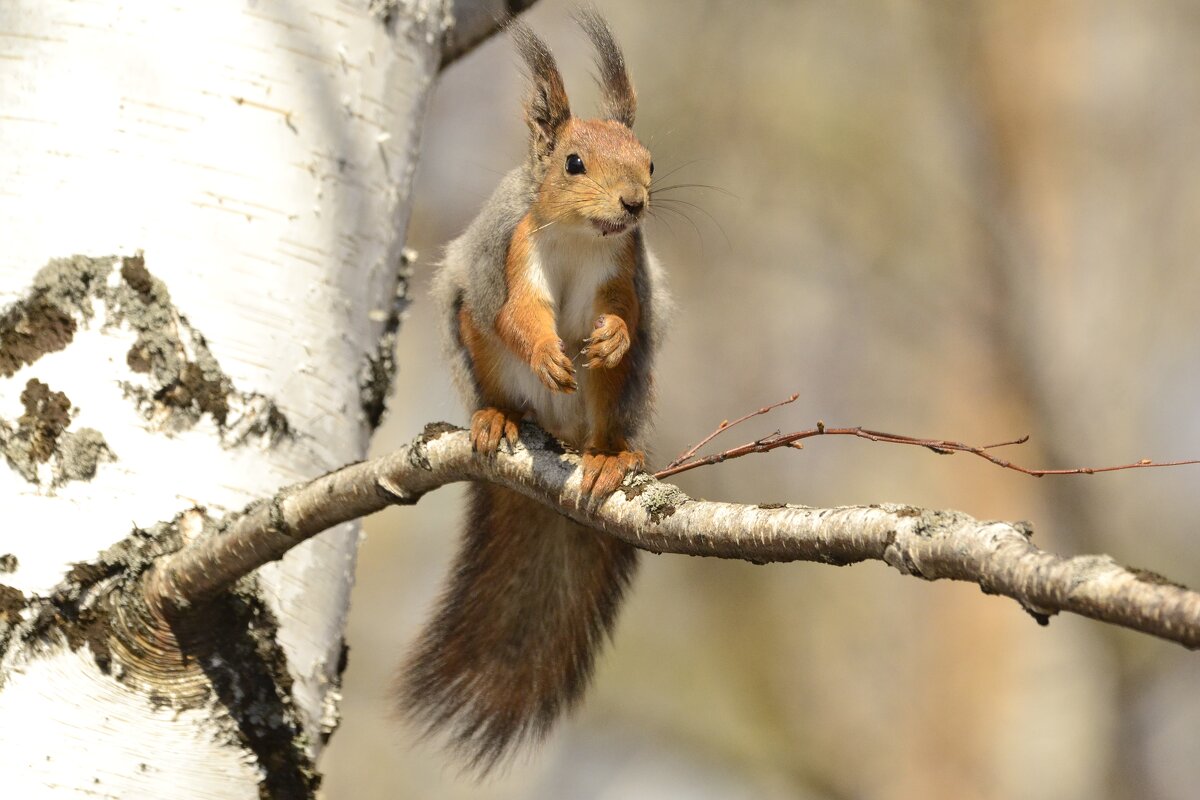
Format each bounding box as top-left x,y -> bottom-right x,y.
432,167 -> 534,406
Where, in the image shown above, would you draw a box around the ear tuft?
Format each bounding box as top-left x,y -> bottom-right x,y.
511,21 -> 571,159
576,8 -> 636,128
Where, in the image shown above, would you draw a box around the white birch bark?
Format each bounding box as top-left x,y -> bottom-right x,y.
0,1 -> 517,795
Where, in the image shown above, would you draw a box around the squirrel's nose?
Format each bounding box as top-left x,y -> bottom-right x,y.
620,196 -> 645,218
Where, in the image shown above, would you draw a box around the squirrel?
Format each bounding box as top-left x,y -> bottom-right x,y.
397,12 -> 668,772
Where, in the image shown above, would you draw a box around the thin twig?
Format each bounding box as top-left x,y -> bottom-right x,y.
662,392 -> 799,470
655,396 -> 1200,480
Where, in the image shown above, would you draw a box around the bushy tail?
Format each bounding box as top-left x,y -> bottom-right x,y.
398,482 -> 639,772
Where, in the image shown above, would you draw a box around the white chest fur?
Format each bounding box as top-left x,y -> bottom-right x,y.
527,228 -> 620,344
495,227 -> 624,445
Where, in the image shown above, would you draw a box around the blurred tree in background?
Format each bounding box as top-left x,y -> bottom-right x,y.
324,2 -> 1200,797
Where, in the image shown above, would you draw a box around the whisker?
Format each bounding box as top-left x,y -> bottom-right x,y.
531,215 -> 566,234
650,202 -> 705,250
646,208 -> 678,239
654,196 -> 724,225
653,197 -> 731,252
649,159 -> 701,189
651,182 -> 737,199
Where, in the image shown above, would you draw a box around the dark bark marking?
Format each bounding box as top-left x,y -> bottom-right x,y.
0,299 -> 76,377
0,253 -> 294,448
0,379 -> 115,486
358,248 -> 413,429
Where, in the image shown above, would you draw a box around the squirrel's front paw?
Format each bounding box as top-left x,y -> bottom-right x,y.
582,315 -> 631,369
470,407 -> 521,454
580,449 -> 645,499
532,338 -> 578,393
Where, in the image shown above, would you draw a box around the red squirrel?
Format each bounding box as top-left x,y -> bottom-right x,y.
398,12 -> 669,771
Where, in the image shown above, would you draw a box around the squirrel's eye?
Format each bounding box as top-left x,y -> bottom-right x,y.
649,161 -> 655,176
565,154 -> 586,175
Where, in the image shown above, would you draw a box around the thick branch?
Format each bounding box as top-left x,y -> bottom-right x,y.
440,0 -> 539,69
142,422 -> 1200,649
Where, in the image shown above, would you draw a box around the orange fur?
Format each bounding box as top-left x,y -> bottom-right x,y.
495,215 -> 577,394
580,240 -> 645,495
457,303 -> 503,403
584,238 -> 640,451
495,215 -> 556,362
458,303 -> 523,453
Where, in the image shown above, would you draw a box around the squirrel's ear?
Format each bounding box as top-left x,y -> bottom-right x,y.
576,9 -> 636,128
511,22 -> 571,159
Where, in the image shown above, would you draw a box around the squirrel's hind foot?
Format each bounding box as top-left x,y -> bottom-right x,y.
470,407 -> 522,455
580,449 -> 645,500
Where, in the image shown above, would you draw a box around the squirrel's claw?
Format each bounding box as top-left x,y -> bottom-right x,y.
579,449 -> 645,501
532,338 -> 578,393
471,407 -> 521,455
581,314 -> 631,369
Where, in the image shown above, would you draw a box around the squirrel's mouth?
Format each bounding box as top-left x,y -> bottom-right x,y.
592,219 -> 629,237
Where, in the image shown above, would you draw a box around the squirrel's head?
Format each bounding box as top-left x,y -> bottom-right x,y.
513,12 -> 652,240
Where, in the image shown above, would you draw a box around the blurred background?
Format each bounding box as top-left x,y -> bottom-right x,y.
322,1 -> 1200,797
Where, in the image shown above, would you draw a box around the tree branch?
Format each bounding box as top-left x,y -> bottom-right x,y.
440,0 -> 539,70
141,422 -> 1200,649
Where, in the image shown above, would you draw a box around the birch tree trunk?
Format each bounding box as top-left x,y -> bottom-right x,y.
0,1 -> 523,796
